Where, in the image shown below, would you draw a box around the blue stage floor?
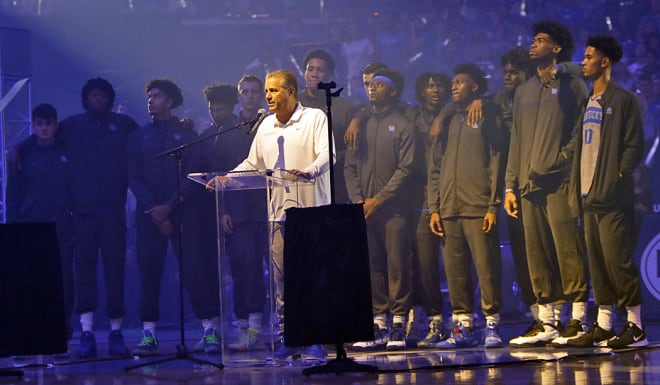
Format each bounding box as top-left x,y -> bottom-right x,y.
2,320 -> 660,384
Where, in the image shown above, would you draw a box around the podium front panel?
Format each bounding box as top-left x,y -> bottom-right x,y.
187,169 -> 311,366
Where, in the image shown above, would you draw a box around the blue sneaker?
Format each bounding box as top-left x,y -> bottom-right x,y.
484,322 -> 505,348
434,322 -> 477,349
131,330 -> 159,357
417,320 -> 447,348
302,345 -> 327,363
273,338 -> 300,361
108,330 -> 130,356
77,331 -> 97,358
192,328 -> 221,354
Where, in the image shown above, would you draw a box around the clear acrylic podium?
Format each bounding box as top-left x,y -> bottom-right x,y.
188,169 -> 312,366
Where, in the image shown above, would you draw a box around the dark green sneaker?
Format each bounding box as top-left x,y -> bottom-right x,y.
131,330 -> 159,356
192,328 -> 220,354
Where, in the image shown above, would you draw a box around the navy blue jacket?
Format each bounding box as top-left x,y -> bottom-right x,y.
6,135 -> 70,225
127,116 -> 202,225
58,111 -> 139,214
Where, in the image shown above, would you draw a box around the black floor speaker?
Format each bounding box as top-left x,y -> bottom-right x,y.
283,204 -> 373,346
0,223 -> 67,357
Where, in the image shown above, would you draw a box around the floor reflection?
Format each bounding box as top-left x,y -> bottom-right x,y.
1,327 -> 659,385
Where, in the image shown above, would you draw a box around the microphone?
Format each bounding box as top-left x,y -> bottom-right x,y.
247,108 -> 267,135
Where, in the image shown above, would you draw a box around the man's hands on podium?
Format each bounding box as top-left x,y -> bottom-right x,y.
205,175 -> 231,191
288,169 -> 311,180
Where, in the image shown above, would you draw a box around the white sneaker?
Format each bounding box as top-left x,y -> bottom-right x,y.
510,323 -> 560,347
351,324 -> 388,351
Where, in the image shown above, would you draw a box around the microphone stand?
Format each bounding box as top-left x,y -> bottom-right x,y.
316,81 -> 341,205
302,81 -> 377,376
124,118 -> 255,372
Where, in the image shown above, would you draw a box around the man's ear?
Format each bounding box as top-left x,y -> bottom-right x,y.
552,45 -> 563,55
601,57 -> 610,68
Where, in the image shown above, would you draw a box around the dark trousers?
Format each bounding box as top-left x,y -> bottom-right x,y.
56,220 -> 74,339
506,205 -> 536,307
226,221 -> 267,320
584,208 -> 642,307
136,213 -> 220,322
73,212 -> 127,319
412,210 -> 444,317
521,184 -> 589,305
367,213 -> 413,317
441,217 -> 502,317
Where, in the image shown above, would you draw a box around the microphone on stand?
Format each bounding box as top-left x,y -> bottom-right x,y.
247,108 -> 267,135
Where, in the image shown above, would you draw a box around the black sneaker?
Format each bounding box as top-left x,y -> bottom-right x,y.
607,322 -> 648,349
551,319 -> 586,347
521,320 -> 544,337
565,322 -> 615,348
386,323 -> 406,351
108,330 -> 130,357
77,331 -> 97,358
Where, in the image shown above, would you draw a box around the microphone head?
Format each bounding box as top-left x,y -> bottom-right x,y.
247,108 -> 268,135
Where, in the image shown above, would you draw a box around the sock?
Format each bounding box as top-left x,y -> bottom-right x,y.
485,313 -> 500,325
626,305 -> 643,329
374,314 -> 387,330
572,302 -> 587,323
596,305 -> 613,331
392,315 -> 406,326
80,312 -> 93,332
202,317 -> 219,331
248,313 -> 263,333
109,317 -> 122,331
530,303 -> 539,321
457,313 -> 472,329
538,303 -> 554,325
554,302 -> 564,325
143,321 -> 157,336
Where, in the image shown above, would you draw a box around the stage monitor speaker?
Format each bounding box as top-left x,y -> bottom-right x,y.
283,204 -> 373,347
0,223 -> 67,357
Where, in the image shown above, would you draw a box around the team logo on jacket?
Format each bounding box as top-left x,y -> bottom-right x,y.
641,232 -> 660,301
